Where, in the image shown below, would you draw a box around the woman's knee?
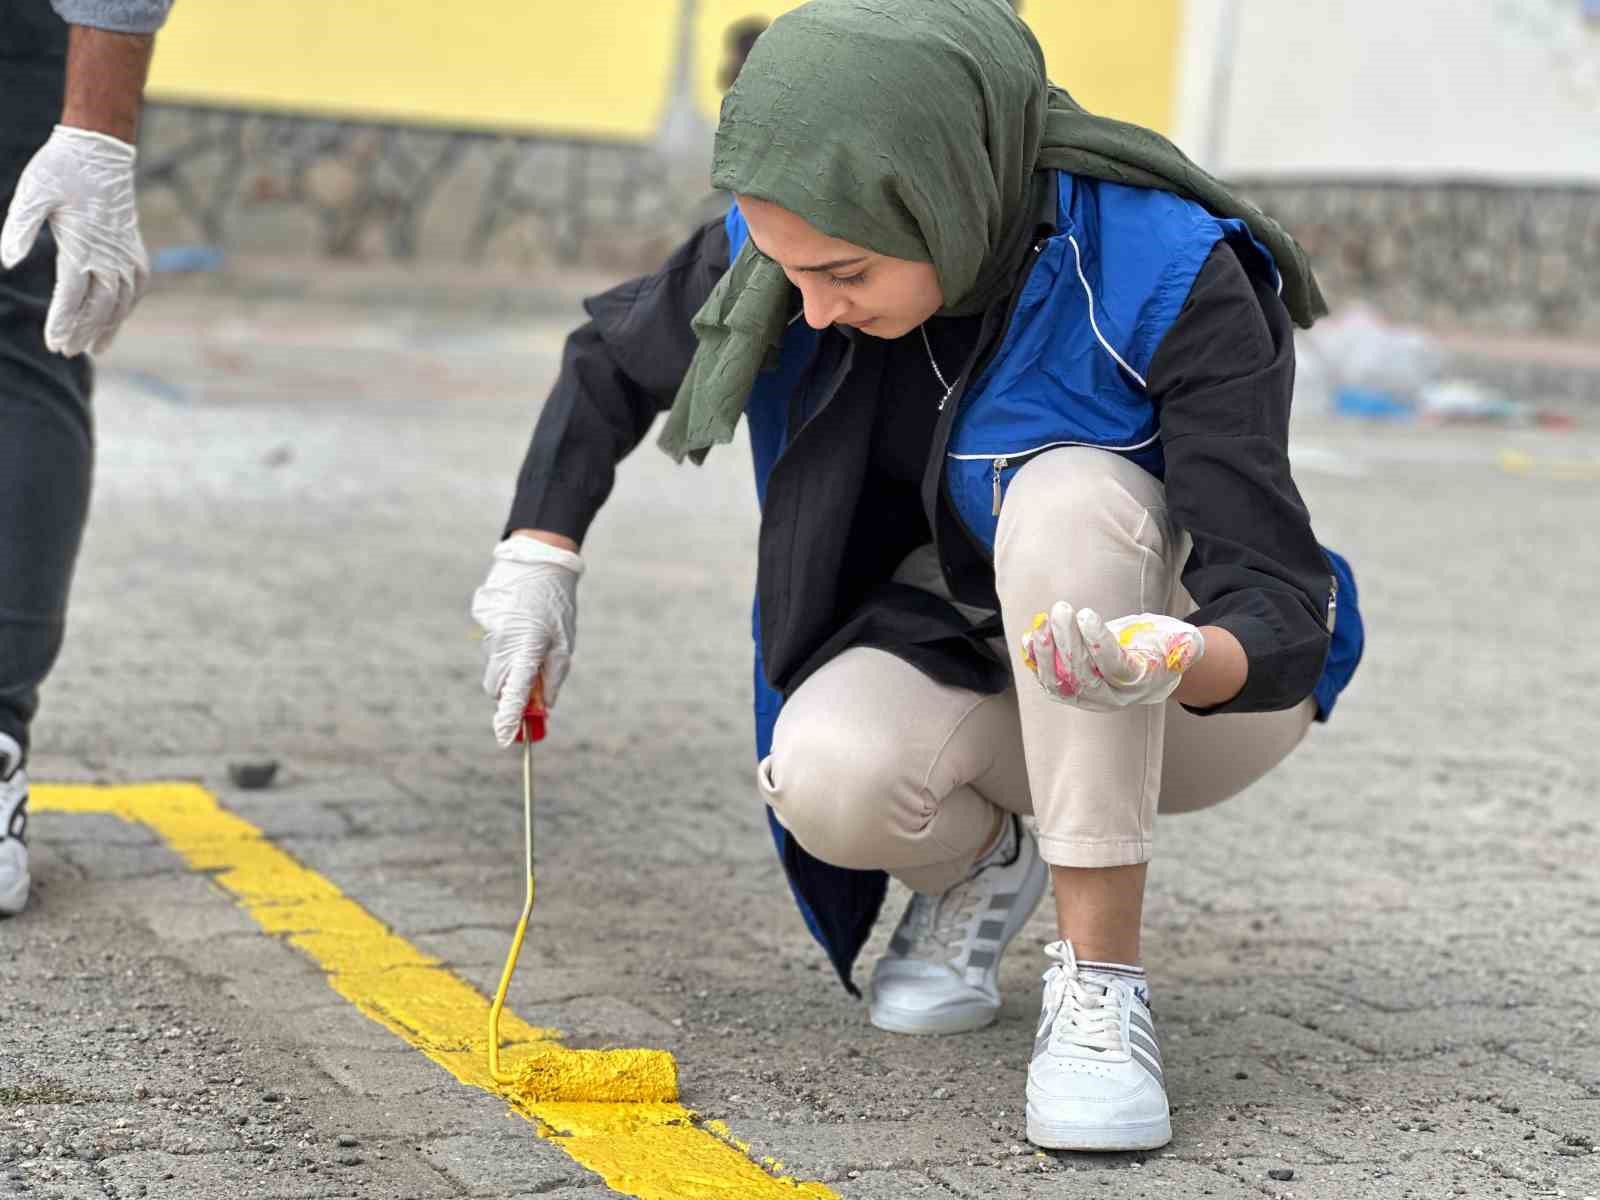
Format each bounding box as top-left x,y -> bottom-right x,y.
759,719 -> 923,871
994,447 -> 1175,604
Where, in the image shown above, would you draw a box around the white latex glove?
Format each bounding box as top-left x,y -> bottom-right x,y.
1019,602 -> 1205,713
1,125 -> 150,358
471,536 -> 585,747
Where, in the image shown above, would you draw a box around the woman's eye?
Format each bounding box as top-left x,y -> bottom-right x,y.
828,273 -> 867,288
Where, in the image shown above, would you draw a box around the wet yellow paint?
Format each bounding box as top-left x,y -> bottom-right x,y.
507,1045 -> 677,1105
33,783 -> 839,1200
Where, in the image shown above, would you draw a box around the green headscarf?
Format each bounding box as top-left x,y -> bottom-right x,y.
658,0 -> 1327,464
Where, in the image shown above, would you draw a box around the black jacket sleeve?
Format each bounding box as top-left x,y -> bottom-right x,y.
504,217 -> 731,543
1149,241 -> 1334,715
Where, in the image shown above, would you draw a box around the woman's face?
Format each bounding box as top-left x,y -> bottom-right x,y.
737,196 -> 945,339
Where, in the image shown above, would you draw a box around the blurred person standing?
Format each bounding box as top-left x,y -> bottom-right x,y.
0,0 -> 174,916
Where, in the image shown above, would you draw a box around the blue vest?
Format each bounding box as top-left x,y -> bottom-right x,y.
730,173 -> 1364,989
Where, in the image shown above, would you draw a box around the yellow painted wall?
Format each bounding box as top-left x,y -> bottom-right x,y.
148,2 -> 1180,139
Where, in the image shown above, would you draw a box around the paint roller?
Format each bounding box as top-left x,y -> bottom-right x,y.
487,686 -> 678,1104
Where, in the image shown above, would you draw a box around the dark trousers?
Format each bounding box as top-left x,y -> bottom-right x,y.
1,9 -> 94,763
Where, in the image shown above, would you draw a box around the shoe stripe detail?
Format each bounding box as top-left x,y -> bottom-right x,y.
976,919 -> 1007,942
1131,1045 -> 1164,1085
1033,1014 -> 1055,1060
1080,959 -> 1147,978
966,949 -> 996,970
1129,1029 -> 1162,1066
1129,1009 -> 1157,1042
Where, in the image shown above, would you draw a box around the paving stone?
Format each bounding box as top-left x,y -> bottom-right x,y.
417,1128 -> 593,1195
712,1118 -> 1002,1178
831,1168 -> 958,1197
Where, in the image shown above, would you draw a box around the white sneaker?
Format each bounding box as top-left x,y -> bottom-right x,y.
869,814 -> 1048,1035
0,733 -> 29,917
1026,940 -> 1171,1151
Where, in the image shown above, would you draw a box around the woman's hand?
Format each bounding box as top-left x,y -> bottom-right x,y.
470,533 -> 584,747
1019,602 -> 1205,712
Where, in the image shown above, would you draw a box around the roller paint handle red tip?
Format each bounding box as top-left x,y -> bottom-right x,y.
514,678 -> 547,744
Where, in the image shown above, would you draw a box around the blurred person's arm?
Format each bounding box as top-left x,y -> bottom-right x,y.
505,217 -> 733,548
0,2 -> 173,356
50,0 -> 175,146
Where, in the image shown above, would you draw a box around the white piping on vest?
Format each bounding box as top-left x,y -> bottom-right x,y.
1066,233 -> 1148,391
946,432 -> 1162,464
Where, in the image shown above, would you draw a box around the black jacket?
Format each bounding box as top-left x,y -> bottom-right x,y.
508,218 -> 1333,715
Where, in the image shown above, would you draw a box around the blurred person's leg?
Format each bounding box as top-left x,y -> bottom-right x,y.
1,3 -> 96,913
0,225 -> 93,767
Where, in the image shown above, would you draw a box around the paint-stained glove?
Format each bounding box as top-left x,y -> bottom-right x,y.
471,537 -> 584,747
1,126 -> 150,358
1019,602 -> 1204,712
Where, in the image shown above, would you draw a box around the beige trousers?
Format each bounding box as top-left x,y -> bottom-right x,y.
758,446 -> 1315,893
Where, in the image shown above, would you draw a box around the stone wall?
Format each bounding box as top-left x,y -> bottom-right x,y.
134,104 -> 713,274
1236,177 -> 1600,336
135,104 -> 1600,338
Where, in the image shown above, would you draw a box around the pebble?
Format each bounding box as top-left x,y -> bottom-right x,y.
227,761 -> 279,790
336,1135 -> 359,1148
1267,1167 -> 1295,1181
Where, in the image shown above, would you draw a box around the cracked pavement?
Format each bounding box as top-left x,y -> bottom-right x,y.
3,263 -> 1598,1199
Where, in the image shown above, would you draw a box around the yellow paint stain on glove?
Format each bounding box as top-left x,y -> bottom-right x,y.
1164,636 -> 1198,673
1115,620 -> 1157,647
1021,611 -> 1048,670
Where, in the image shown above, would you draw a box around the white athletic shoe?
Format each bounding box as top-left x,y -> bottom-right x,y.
869,814 -> 1048,1035
1026,940 -> 1171,1151
0,733 -> 29,917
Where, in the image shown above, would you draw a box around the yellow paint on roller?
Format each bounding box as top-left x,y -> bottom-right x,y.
34,783 -> 839,1199
507,1045 -> 678,1106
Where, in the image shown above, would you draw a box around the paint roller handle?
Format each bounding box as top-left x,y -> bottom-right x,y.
514,678 -> 547,744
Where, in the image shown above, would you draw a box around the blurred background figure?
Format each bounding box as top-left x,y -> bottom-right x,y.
0,0 -> 172,917
718,17 -> 770,92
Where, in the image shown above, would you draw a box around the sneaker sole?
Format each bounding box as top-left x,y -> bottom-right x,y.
0,870 -> 30,917
869,998 -> 999,1036
1025,1106 -> 1172,1152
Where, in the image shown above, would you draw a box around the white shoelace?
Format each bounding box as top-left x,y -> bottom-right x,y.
1043,943 -> 1127,1055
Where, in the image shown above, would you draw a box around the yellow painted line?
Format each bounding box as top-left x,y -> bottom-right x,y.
1498,448 -> 1600,480
34,783 -> 838,1200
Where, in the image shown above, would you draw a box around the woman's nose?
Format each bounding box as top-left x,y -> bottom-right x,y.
800,282 -> 847,330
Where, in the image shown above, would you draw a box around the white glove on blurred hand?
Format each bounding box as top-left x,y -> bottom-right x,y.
1,125 -> 150,358
1020,602 -> 1204,713
471,536 -> 585,747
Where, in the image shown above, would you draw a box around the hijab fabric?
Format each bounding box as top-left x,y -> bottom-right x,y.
659,0 -> 1326,463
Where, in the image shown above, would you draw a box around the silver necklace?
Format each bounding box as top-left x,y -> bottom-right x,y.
920,323 -> 956,412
